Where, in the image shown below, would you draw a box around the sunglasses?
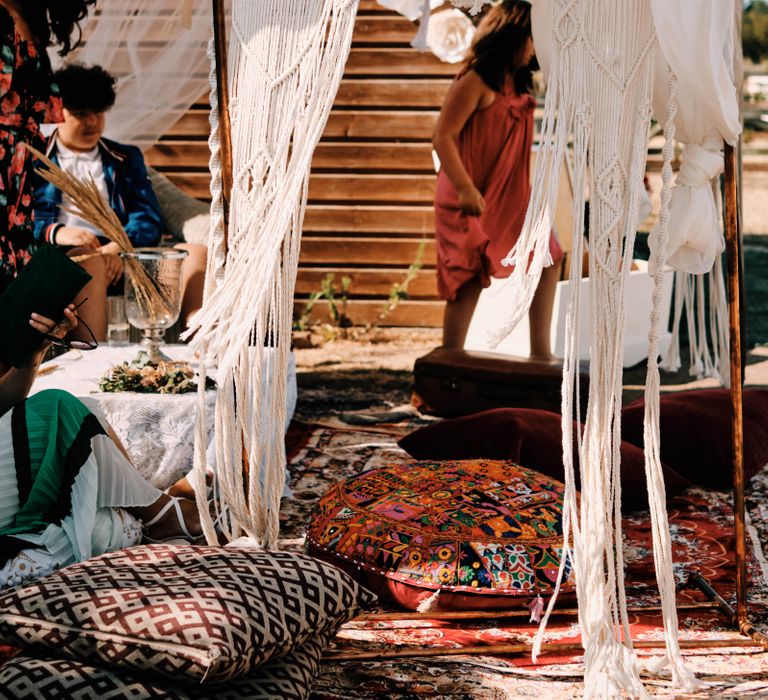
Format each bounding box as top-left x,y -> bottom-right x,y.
43,298 -> 99,352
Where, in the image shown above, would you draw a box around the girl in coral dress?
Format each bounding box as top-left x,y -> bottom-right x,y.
433,0 -> 562,353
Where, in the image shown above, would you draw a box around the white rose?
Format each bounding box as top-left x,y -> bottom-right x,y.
427,8 -> 476,64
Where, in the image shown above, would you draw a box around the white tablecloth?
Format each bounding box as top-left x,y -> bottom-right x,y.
31,345 -> 297,490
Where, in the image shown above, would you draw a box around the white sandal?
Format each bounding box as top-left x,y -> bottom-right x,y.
142,496 -> 202,543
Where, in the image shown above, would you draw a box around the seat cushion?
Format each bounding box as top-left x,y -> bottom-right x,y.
0,634 -> 329,700
621,388 -> 768,488
307,459 -> 575,611
0,545 -> 374,684
398,408 -> 691,511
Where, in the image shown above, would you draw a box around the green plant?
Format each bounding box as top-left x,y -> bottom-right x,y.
293,273 -> 353,333
378,239 -> 426,322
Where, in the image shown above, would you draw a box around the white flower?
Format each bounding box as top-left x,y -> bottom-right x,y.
427,8 -> 475,64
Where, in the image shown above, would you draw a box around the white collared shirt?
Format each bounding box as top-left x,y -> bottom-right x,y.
55,141 -> 110,235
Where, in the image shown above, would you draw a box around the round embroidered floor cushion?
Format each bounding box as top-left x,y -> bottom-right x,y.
306,459 -> 575,611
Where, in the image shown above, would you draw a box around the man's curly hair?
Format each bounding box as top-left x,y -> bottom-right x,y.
54,64 -> 118,113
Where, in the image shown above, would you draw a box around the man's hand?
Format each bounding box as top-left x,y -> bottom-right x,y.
55,226 -> 100,249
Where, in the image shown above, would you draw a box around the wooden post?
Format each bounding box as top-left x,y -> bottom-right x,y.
723,142 -> 768,646
212,0 -> 233,248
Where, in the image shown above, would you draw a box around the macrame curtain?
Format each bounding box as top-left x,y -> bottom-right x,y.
56,0 -> 214,150
453,0 -> 739,696
187,0 -> 359,549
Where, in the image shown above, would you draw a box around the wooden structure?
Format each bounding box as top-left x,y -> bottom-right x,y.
146,0 -> 450,328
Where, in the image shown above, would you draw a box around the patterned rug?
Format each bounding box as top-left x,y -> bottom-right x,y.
280,423 -> 768,699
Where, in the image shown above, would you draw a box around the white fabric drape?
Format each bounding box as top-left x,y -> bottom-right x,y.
58,0 -> 214,151
649,1 -> 741,274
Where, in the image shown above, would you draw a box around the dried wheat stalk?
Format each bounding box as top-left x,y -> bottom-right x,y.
24,143 -> 172,319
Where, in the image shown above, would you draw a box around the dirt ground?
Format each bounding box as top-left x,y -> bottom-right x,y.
293,327 -> 768,422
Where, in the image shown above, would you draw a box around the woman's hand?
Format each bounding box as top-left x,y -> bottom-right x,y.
29,305 -> 79,344
458,185 -> 486,216
55,226 -> 100,249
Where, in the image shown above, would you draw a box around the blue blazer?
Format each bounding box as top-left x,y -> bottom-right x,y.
32,133 -> 163,247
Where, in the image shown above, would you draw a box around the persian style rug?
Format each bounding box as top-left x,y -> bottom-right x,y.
280,424 -> 768,699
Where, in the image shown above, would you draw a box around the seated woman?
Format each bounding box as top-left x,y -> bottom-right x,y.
32,64 -> 207,341
0,307 -> 204,588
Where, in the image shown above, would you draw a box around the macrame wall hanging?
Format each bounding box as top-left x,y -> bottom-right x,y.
451,0 -> 740,696
187,0 -> 359,549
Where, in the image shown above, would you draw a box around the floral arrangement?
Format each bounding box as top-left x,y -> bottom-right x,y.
98,361 -> 216,394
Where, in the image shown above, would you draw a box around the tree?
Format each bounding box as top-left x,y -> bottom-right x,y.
743,1 -> 768,65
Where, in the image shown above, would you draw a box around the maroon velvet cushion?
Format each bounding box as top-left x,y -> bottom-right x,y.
398,408 -> 691,511
620,389 -> 768,488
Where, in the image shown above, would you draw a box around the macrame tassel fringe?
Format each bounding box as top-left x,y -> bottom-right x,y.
189,0 -> 359,549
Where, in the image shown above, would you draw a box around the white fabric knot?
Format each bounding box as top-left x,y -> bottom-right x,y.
676,143 -> 723,188
650,140 -> 724,275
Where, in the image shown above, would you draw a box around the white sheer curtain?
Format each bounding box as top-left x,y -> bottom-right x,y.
53,0 -> 215,151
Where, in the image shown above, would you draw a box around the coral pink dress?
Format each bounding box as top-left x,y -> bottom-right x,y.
434,74 -> 562,301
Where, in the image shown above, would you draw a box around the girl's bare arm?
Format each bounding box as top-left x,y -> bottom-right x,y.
432,70 -> 494,215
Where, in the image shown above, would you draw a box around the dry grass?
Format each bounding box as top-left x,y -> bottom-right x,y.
24,143 -> 172,319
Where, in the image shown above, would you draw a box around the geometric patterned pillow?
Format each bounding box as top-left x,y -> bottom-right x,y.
0,545 -> 374,684
0,633 -> 329,700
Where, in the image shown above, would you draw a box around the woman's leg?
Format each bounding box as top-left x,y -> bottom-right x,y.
70,252 -> 109,341
130,494 -> 202,541
104,423 -> 202,540
174,243 -> 207,328
528,261 -> 561,359
442,276 -> 483,349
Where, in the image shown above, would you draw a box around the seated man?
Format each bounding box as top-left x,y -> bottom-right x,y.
32,64 -> 206,341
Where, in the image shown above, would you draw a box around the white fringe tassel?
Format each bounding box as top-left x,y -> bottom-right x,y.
187,0 -> 359,549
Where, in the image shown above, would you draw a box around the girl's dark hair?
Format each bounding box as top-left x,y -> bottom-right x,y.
467,0 -> 535,95
23,0 -> 97,56
54,64 -> 117,113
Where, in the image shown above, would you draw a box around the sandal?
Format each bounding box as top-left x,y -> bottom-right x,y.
142,496 -> 203,543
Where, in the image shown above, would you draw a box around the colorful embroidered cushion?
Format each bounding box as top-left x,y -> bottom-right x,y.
307,459 -> 575,610
0,545 -> 374,684
0,634 -> 328,700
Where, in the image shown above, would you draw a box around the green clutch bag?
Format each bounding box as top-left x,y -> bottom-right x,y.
0,244 -> 92,367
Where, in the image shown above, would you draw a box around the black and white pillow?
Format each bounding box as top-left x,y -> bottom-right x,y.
0,544 -> 375,683
0,632 -> 328,700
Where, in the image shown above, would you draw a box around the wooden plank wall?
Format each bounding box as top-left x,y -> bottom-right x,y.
145,0 -> 450,327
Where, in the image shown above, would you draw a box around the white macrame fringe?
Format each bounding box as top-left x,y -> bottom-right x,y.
513,2 -> 698,696
640,69 -> 699,692
187,0 -> 359,549
661,264 -> 729,384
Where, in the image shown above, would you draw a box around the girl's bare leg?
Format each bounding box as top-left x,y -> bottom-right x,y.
442,276 -> 483,349
528,261 -> 561,360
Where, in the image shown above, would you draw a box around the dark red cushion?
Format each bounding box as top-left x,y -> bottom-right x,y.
398,408 -> 691,511
621,389 -> 768,488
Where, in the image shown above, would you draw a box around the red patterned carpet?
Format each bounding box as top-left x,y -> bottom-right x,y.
279,423 -> 768,699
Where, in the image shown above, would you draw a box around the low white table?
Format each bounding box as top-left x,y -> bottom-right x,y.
31,345 -> 216,489
32,345 -> 298,490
